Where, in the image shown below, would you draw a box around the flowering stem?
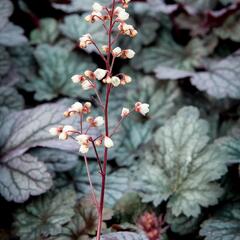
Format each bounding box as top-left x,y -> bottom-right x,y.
91,139 -> 104,175
83,154 -> 99,212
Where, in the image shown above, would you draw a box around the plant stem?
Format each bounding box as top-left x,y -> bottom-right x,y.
96,1 -> 116,239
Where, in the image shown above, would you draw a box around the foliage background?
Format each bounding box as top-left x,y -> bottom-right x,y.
1,0 -> 240,239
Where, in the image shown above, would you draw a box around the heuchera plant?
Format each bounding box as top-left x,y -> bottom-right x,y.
49,0 -> 149,239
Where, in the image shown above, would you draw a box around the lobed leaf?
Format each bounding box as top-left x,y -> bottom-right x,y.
23,44 -> 96,100
200,203 -> 240,240
134,107 -> 227,217
14,188 -> 76,240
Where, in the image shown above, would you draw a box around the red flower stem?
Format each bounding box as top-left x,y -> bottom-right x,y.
96,1 -> 116,239
79,112 -> 83,133
90,139 -> 104,175
91,40 -> 108,64
83,154 -> 99,212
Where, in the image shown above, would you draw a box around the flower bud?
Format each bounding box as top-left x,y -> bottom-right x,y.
104,136 -> 114,148
71,74 -> 85,83
92,2 -> 103,12
84,70 -> 96,80
115,7 -> 129,21
62,125 -> 75,135
49,127 -> 59,136
94,68 -> 107,80
94,116 -> 104,127
71,102 -> 83,113
112,47 -> 122,57
111,76 -> 121,87
121,49 -> 135,59
59,132 -> 68,140
82,80 -> 93,90
83,102 -> 92,113
121,107 -> 130,117
80,144 -> 89,154
135,102 -> 150,116
79,34 -> 93,48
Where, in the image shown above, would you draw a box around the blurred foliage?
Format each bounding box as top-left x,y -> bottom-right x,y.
1,0 -> 240,239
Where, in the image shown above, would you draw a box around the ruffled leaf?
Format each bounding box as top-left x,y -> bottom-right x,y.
23,44 -> 96,100
134,107 -> 227,217
14,188 -> 76,240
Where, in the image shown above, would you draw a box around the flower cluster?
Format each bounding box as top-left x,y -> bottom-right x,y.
137,212 -> 168,240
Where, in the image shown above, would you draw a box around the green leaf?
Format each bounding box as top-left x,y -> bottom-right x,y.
217,137 -> 240,164
166,210 -> 202,235
0,0 -> 13,29
128,77 -> 181,125
0,100 -> 86,163
190,51 -> 240,99
0,154 -> 52,202
0,47 -> 10,76
175,0 -> 218,11
30,148 -> 78,173
200,203 -> 240,240
70,161 -> 131,207
14,188 -> 76,240
30,18 -> 59,44
131,32 -> 207,73
52,0 -> 109,12
98,232 -> 148,240
0,22 -> 27,47
114,120 -> 153,166
214,13 -> 240,42
134,107 -> 227,217
0,86 -> 24,110
55,197 -> 113,240
23,44 -> 96,101
114,192 -> 146,223
60,14 -> 107,54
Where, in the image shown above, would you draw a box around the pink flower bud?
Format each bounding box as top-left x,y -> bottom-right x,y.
121,107 -> 130,117
104,136 -> 114,148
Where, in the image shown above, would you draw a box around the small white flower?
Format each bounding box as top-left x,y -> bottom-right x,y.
111,76 -> 121,87
76,134 -> 89,144
82,80 -> 93,90
79,144 -> 89,154
62,125 -> 75,134
118,23 -> 137,37
112,47 -> 122,57
92,2 -> 103,12
59,132 -> 68,140
71,74 -> 85,83
94,68 -> 107,80
116,7 -> 129,21
124,49 -> 135,59
135,102 -> 150,116
49,127 -> 59,136
79,34 -> 92,48
70,102 -> 83,112
94,116 -> 104,127
121,107 -> 130,117
104,136 -> 114,148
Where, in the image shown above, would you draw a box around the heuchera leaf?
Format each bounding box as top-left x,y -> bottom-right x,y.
30,18 -> 59,44
0,100 -> 81,162
200,203 -> 240,240
60,14 -> 107,54
0,0 -> 13,29
0,154 -> 52,202
30,148 -> 79,173
71,161 -> 131,207
175,0 -> 218,12
0,86 -> 24,110
55,197 -> 113,240
14,188 -> 76,240
131,32 -> 207,73
134,106 -> 227,217
114,120 -> 153,166
128,77 -> 181,125
97,232 -> 148,240
190,51 -> 240,99
214,13 -> 240,42
52,0 -> 109,12
23,44 -> 96,100
0,47 -> 10,76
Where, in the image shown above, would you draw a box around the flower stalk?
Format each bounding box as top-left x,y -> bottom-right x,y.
49,0 -> 149,239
